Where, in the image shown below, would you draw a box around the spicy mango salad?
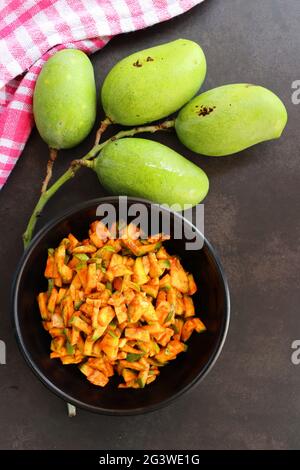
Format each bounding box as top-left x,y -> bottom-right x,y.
37,221 -> 206,389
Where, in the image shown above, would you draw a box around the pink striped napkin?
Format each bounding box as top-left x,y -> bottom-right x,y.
0,0 -> 203,190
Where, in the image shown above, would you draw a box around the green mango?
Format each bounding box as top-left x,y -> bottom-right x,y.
93,138 -> 209,208
101,39 -> 206,126
175,84 -> 288,156
33,49 -> 96,149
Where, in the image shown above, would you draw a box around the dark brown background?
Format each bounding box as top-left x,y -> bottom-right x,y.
1,0 -> 300,450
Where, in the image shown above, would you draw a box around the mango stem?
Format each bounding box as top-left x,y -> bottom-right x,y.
41,148 -> 58,193
94,116 -> 112,145
22,119 -> 175,249
71,159 -> 94,170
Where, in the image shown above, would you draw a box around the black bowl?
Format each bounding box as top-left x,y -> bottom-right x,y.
12,197 -> 230,415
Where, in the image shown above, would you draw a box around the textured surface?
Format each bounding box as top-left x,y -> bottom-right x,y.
1,0 -> 300,450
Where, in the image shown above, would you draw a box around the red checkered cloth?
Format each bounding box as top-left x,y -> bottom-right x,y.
0,0 -> 203,189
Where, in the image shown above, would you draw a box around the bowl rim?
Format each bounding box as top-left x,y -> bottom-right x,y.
12,196 -> 230,415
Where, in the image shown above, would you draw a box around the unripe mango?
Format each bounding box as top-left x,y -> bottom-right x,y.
33,49 -> 96,149
94,138 -> 209,208
175,84 -> 288,156
101,39 -> 206,126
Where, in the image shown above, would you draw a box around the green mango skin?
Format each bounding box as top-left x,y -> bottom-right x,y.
94,138 -> 209,209
101,39 -> 207,126
33,49 -> 96,149
175,84 -> 288,156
